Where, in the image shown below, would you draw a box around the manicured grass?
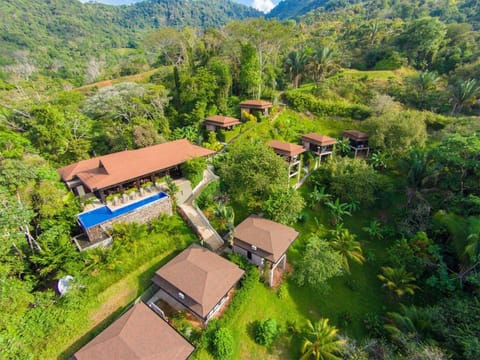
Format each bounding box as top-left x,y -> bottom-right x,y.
338,67 -> 415,81
46,217 -> 197,359
194,195 -> 394,359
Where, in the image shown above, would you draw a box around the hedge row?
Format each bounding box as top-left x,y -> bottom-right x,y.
283,90 -> 371,120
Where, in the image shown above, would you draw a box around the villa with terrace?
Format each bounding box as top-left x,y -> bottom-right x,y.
150,244 -> 244,327
233,216 -> 299,287
58,139 -> 215,202
74,302 -> 194,360
204,115 -> 241,132
58,139 -> 215,249
239,99 -> 273,120
268,140 -> 306,180
343,130 -> 370,157
301,132 -> 337,168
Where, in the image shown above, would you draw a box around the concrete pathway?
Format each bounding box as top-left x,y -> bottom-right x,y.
294,166 -> 312,190
179,166 -> 224,252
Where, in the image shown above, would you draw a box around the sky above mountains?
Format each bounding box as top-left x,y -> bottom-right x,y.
79,0 -> 280,13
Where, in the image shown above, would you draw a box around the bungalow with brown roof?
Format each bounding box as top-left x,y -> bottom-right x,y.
204,115 -> 241,132
343,130 -> 370,157
151,244 -> 244,326
268,140 -> 306,180
58,139 -> 215,203
301,133 -> 337,168
233,216 -> 299,287
74,302 -> 194,360
239,100 -> 273,120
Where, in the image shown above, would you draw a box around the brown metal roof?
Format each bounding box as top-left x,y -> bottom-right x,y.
301,133 -> 337,146
268,140 -> 306,157
234,216 -> 299,263
204,115 -> 241,127
343,130 -> 369,141
152,244 -> 244,318
57,139 -> 215,191
74,302 -> 194,360
239,100 -> 273,109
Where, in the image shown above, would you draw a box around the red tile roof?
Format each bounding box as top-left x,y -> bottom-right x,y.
343,130 -> 369,141
152,244 -> 244,319
58,139 -> 215,191
239,100 -> 273,109
74,302 -> 194,360
301,133 -> 337,146
204,115 -> 241,127
268,140 -> 306,157
234,216 -> 299,263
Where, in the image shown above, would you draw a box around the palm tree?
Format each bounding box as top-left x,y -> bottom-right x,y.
308,186 -> 331,207
310,46 -> 337,85
384,304 -> 434,348
300,318 -> 345,360
329,228 -> 365,272
335,138 -> 351,156
410,71 -> 440,109
377,266 -> 420,300
214,203 -> 235,242
399,148 -> 436,207
370,151 -> 388,170
449,78 -> 480,114
165,175 -> 179,211
465,232 -> 480,264
362,220 -> 384,240
325,198 -> 352,225
284,49 -> 309,88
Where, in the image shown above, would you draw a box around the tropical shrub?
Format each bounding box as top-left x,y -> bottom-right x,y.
212,327 -> 234,359
253,318 -> 279,346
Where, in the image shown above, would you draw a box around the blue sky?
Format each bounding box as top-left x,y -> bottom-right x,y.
79,0 -> 281,13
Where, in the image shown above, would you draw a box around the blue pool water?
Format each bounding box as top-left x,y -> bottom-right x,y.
78,192 -> 168,229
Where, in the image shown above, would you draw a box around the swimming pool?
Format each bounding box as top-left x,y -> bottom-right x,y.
78,192 -> 169,229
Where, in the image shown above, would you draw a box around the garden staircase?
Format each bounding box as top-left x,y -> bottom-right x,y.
179,166 -> 224,252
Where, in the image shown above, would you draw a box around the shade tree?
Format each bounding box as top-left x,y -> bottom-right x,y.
310,157 -> 379,206
363,110 -> 427,156
292,235 -> 344,292
218,140 -> 289,211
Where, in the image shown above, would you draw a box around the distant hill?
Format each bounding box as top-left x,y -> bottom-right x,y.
79,0 -> 281,12
268,0 -> 326,19
79,0 -> 141,5
268,0 -> 480,28
0,0 -> 261,84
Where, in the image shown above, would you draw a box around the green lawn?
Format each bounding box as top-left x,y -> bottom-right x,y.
194,190 -> 394,359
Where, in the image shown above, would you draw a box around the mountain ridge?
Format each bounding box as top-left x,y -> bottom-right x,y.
0,0 -> 262,84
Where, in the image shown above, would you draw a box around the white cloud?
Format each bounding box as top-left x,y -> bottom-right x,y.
252,0 -> 275,13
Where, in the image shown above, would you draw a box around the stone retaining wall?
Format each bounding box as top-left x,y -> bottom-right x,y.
86,197 -> 172,242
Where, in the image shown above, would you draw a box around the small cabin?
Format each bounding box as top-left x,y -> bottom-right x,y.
239,100 -> 273,120
343,130 -> 369,157
233,216 -> 299,287
268,140 -> 306,179
204,115 -> 241,132
301,133 -> 337,168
